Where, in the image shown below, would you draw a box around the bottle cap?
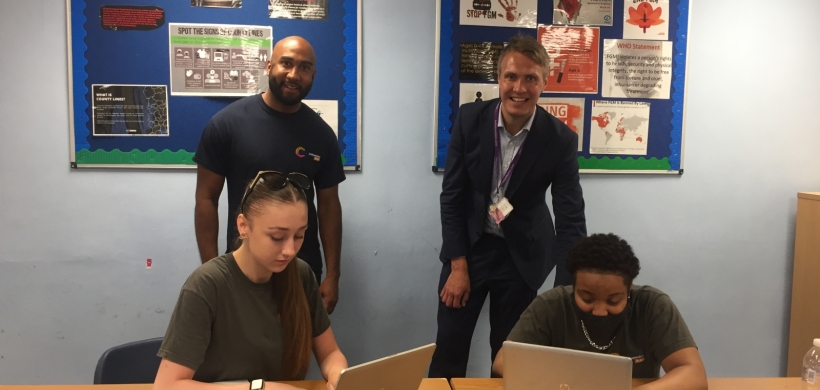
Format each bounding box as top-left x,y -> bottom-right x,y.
815,338 -> 820,348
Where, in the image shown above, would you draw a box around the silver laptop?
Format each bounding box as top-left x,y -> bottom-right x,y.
335,343 -> 436,390
503,341 -> 632,390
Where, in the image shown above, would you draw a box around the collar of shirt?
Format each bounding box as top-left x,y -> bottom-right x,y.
497,105 -> 537,137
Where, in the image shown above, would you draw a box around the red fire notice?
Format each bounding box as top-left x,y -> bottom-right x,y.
100,5 -> 165,31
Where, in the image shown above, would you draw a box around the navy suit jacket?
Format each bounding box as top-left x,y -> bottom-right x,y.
439,98 -> 586,290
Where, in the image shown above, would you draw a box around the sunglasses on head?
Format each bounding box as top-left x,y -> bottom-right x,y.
239,170 -> 311,213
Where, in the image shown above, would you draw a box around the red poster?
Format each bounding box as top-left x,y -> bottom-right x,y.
537,25 -> 600,94
100,5 -> 165,31
538,97 -> 585,151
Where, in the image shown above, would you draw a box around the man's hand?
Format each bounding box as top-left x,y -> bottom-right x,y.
316,186 -> 342,315
194,166 -> 225,264
440,257 -> 470,309
319,276 -> 339,314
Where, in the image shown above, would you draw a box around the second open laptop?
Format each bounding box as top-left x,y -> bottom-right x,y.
335,343 -> 436,390
503,340 -> 632,390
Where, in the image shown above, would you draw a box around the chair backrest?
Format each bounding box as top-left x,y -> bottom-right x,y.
93,337 -> 163,384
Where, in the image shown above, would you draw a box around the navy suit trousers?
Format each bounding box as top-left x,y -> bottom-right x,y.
428,234 -> 537,378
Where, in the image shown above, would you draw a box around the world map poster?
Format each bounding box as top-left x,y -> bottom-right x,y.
589,100 -> 650,155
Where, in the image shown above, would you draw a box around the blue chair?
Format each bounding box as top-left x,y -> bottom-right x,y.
93,337 -> 163,384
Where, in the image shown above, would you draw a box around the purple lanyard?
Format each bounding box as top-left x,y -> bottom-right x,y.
493,102 -> 525,194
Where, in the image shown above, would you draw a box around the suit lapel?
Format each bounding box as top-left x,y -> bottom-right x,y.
504,109 -> 550,200
478,102 -> 497,198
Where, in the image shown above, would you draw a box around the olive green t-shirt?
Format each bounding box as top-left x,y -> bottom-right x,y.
507,285 -> 696,378
158,253 -> 330,382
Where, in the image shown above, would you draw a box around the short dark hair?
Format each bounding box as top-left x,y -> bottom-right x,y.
497,34 -> 550,78
566,233 -> 641,285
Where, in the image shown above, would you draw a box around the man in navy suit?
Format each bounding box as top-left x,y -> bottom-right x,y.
429,35 -> 587,378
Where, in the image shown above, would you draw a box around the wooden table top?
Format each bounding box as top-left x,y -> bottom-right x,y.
0,377 -> 802,390
0,378 -> 451,390
450,377 -> 804,389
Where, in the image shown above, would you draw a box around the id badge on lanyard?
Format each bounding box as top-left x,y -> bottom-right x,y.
489,103 -> 523,225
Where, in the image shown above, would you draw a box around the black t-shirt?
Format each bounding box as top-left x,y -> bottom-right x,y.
508,285 -> 697,378
193,94 -> 345,273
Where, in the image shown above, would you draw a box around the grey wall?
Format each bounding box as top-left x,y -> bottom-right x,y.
1,0 -> 819,384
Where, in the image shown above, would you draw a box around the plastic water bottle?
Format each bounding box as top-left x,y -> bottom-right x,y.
803,338 -> 820,389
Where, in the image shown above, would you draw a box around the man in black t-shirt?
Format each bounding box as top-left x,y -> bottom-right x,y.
194,36 -> 345,314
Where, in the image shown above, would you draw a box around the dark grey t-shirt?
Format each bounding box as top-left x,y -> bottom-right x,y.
508,285 -> 696,378
158,253 -> 330,382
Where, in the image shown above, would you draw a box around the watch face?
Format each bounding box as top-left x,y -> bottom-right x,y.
250,379 -> 264,390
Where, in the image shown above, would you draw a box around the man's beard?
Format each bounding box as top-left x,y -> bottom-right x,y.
268,76 -> 313,106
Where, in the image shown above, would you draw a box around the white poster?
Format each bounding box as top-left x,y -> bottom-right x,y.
459,83 -> 499,107
303,100 -> 338,137
623,0 -> 669,40
537,97 -> 585,151
460,0 -> 538,29
169,23 -> 273,97
589,100 -> 650,155
601,39 -> 672,99
553,0 -> 614,26
269,0 -> 328,20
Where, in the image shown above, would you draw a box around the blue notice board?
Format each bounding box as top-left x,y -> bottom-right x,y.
434,0 -> 690,174
68,0 -> 361,169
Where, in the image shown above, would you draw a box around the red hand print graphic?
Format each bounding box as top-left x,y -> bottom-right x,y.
557,0 -> 581,22
497,0 -> 520,22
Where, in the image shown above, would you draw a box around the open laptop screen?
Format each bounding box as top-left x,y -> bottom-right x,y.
503,341 -> 632,390
335,343 -> 436,390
